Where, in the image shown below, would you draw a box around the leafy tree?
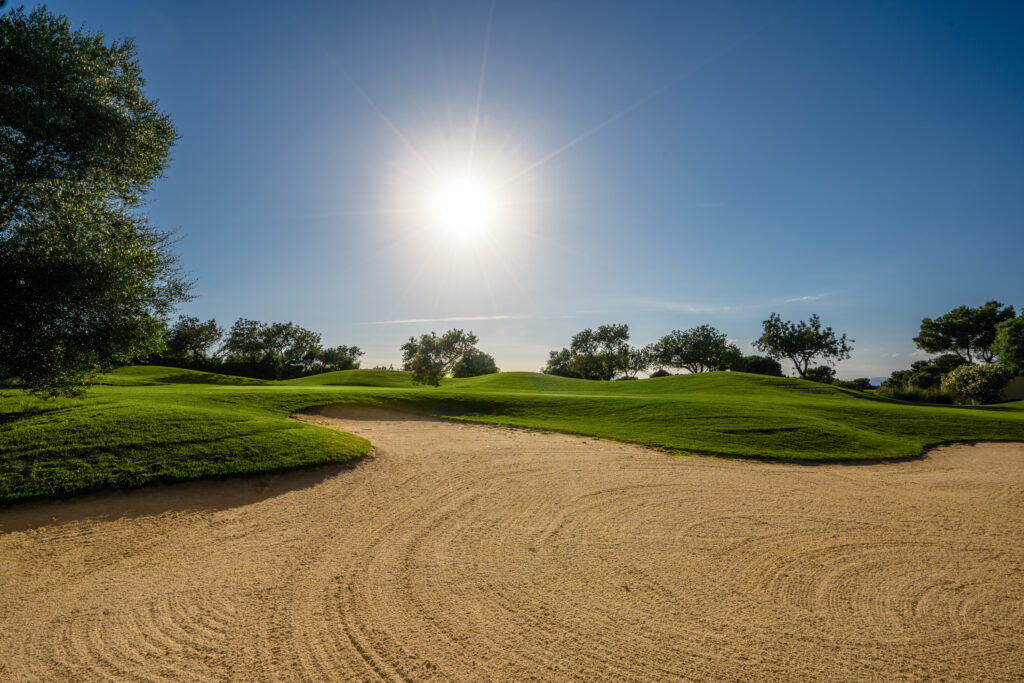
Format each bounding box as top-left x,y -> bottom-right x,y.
993,315 -> 1024,375
655,325 -> 735,374
913,301 -> 1015,364
401,329 -> 479,386
729,355 -> 784,377
542,348 -> 581,378
0,7 -> 188,395
544,324 -> 631,381
941,363 -> 1012,404
164,316 -> 223,360
452,348 -> 499,378
754,313 -> 853,378
620,344 -> 655,379
569,324 -> 631,381
882,354 -> 967,391
321,345 -> 364,371
804,365 -> 837,384
219,319 -> 321,377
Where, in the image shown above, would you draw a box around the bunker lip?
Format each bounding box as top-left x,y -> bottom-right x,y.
3,409 -> 1022,680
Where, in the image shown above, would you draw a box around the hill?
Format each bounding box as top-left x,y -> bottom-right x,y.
1,367 -> 1022,502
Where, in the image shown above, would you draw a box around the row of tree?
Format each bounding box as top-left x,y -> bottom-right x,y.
542,313 -> 854,383
150,316 -> 364,380
883,301 -> 1024,403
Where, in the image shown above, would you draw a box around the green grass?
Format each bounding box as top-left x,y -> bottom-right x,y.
1,366 -> 1023,502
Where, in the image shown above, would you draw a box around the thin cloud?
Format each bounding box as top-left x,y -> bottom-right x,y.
783,295 -> 822,303
366,314 -> 531,325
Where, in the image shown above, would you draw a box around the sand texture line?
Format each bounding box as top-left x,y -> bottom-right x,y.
1,406 -> 1022,681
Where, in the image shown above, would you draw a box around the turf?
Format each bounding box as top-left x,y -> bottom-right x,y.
1,367 -> 1023,502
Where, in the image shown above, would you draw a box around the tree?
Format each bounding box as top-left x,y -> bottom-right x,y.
542,348 -> 581,378
543,324 -> 631,381
0,7 -> 188,395
729,355 -> 784,377
993,315 -> 1024,375
654,325 -> 735,374
321,345 -> 364,371
620,344 -> 655,379
941,364 -> 1012,404
913,301 -> 1015,364
882,354 -> 967,391
401,329 -> 480,386
754,313 -> 853,378
219,319 -> 322,377
452,349 -> 499,378
164,316 -> 223,361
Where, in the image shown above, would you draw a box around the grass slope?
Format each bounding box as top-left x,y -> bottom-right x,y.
1,367 -> 1023,502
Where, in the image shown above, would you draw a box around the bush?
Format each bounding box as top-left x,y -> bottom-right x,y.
834,378 -> 874,391
649,368 -> 673,378
874,386 -> 955,404
731,355 -> 784,377
804,366 -> 837,384
940,364 -> 1013,404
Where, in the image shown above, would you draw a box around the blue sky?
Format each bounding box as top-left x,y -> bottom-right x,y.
35,1 -> 1024,377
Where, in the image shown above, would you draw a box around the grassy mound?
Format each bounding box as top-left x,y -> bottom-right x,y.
1,367 -> 1022,502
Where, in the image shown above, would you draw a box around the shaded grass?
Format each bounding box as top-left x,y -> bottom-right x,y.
1,367 -> 1022,502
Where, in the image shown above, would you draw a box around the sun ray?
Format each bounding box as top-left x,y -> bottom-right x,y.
468,0 -> 497,172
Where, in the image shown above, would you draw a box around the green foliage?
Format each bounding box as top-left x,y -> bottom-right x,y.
219,319 -> 322,377
914,301 -> 1015,364
729,355 -> 784,377
544,324 -> 631,381
833,377 -> 874,391
649,368 -> 673,378
163,316 -> 223,361
401,329 -> 480,386
542,348 -> 581,378
804,365 -> 837,384
0,7 -> 188,395
941,363 -> 1013,405
320,345 -> 364,371
655,325 -> 735,374
874,386 -> 954,404
993,315 -> 1024,375
754,313 -> 853,378
452,348 -> 499,378
620,344 -> 655,378
883,354 -> 967,391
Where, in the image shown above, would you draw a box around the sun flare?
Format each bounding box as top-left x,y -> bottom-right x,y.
429,176 -> 497,238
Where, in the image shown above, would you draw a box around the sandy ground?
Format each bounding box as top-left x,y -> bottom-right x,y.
1,407 -> 1023,682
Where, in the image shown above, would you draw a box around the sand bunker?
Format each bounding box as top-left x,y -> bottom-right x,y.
1,406 -> 1022,681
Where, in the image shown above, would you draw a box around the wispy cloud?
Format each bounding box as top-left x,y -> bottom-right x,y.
366,314 -> 531,325
783,294 -> 822,303
909,348 -> 930,358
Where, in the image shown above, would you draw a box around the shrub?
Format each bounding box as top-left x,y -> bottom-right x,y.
834,378 -> 874,391
804,366 -> 837,384
875,386 -> 955,404
940,364 -> 1013,404
649,368 -> 673,378
731,355 -> 784,377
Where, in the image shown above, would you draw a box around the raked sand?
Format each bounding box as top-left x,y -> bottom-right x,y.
1,406 -> 1022,681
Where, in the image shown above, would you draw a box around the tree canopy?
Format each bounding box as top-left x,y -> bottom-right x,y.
654,325 -> 737,374
220,319 -> 322,375
401,329 -> 481,386
164,316 -> 223,361
913,301 -> 1015,364
543,324 -> 631,381
0,7 -> 188,395
993,315 -> 1024,375
754,313 -> 853,379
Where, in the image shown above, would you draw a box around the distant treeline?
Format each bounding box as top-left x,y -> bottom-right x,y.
145,316 -> 364,380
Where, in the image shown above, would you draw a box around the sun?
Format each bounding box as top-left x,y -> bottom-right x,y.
429,176 -> 497,238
